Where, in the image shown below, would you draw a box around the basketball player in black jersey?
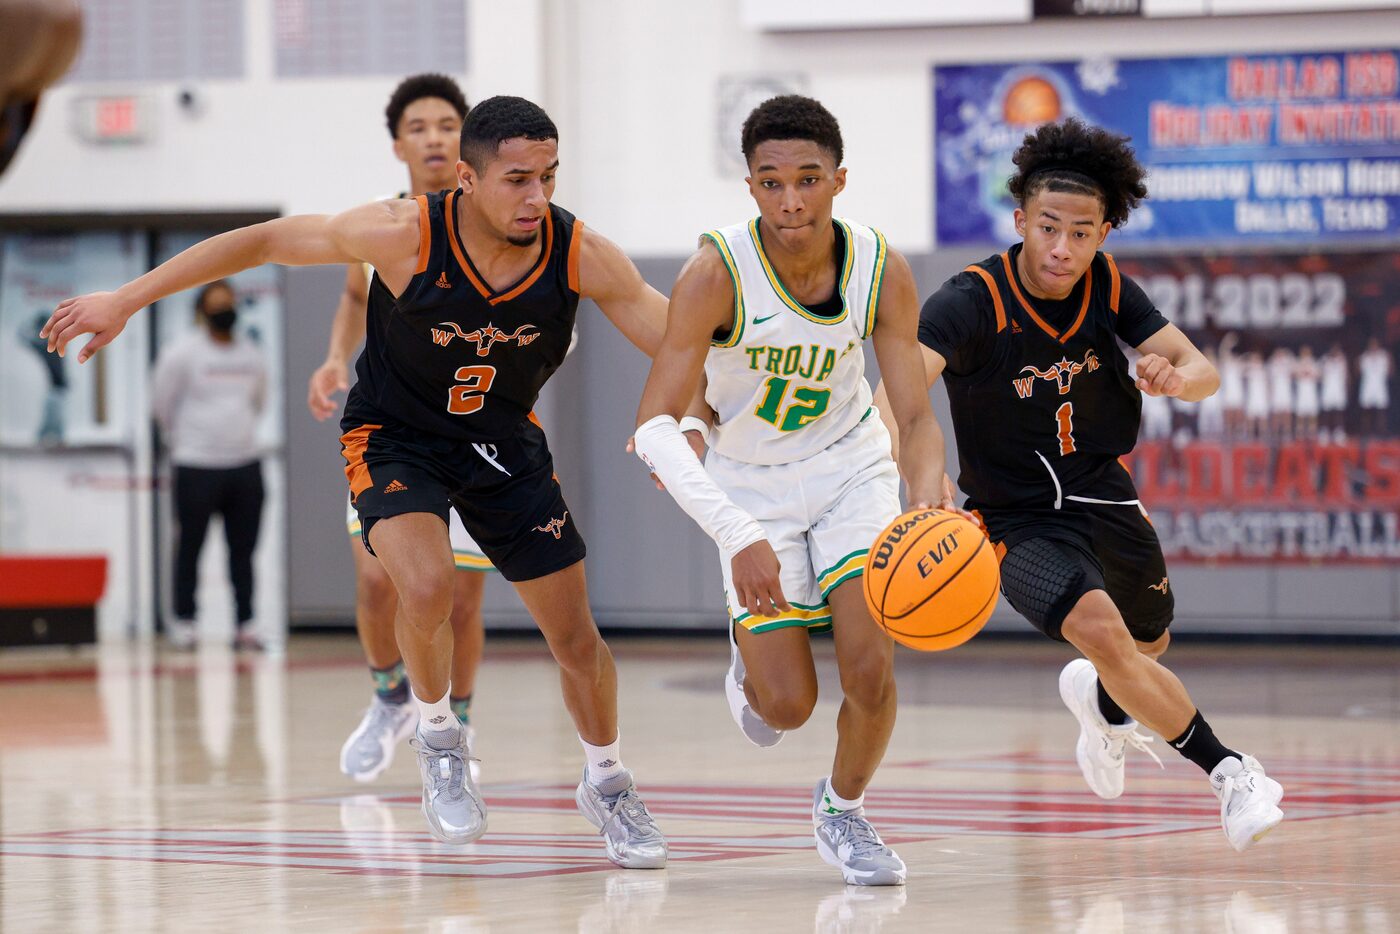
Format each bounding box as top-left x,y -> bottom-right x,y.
305,74 -> 493,787
42,96 -> 671,869
875,119 -> 1285,852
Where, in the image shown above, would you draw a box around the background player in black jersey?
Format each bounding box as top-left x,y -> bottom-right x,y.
304,74 -> 493,786
42,96 -> 672,870
875,119 -> 1284,852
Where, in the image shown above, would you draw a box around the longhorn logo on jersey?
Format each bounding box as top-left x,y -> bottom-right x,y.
1012,349 -> 1100,399
431,321 -> 541,356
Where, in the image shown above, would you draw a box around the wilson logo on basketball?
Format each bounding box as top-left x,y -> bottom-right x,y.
1012,349 -> 1100,399
534,511 -> 569,539
916,530 -> 961,578
869,510 -> 940,571
430,321 -> 541,356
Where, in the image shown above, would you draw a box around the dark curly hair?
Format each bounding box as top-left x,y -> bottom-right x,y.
1008,118 -> 1147,228
384,74 -> 470,139
741,95 -> 843,167
460,95 -> 558,171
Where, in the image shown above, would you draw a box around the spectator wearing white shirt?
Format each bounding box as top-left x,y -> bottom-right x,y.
152,279 -> 268,649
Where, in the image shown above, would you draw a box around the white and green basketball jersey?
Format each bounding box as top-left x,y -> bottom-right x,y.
701,217 -> 888,466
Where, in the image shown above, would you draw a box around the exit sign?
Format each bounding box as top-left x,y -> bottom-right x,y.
71,94 -> 155,144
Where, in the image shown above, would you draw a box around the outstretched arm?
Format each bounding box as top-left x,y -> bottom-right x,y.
307,263 -> 370,420
632,244 -> 788,618
42,199 -> 420,363
577,226 -> 668,357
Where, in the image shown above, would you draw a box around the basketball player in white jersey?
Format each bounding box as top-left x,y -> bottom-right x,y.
1243,352 -> 1270,441
634,96 -> 947,886
304,74 -> 488,783
1320,344 -> 1349,443
1293,345 -> 1321,442
1358,338 -> 1392,437
1267,347 -> 1295,442
1218,333 -> 1246,441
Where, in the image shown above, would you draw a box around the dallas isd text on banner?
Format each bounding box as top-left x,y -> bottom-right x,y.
934,50 -> 1399,246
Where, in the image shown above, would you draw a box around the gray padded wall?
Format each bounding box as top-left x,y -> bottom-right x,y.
285,254 -> 1400,637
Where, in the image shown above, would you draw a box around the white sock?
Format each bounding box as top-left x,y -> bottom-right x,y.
820,778 -> 864,815
414,688 -> 459,745
580,734 -> 626,786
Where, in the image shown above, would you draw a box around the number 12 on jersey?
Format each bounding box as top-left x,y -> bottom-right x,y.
754,376 -> 831,432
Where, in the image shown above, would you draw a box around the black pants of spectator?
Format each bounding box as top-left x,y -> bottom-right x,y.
173,461 -> 264,624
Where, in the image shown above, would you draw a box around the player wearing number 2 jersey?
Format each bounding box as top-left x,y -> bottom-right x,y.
40,95 -> 671,871
875,118 -> 1285,854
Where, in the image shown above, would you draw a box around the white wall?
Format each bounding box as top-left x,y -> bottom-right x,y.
3,1 -> 1394,249
0,0 -> 546,217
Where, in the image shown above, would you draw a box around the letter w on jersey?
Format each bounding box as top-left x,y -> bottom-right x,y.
431,320 -> 540,356
1013,349 -> 1101,398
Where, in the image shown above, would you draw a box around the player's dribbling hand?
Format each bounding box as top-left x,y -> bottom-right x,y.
731,539 -> 790,618
307,361 -> 349,421
1136,353 -> 1186,397
625,429 -> 707,491
41,291 -> 130,363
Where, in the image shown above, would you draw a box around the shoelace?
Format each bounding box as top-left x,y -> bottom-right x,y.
827,812 -> 888,860
607,788 -> 662,839
1110,728 -> 1164,769
416,741 -> 469,800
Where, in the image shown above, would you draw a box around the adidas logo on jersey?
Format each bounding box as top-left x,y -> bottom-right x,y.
435,272 -> 452,289
384,479 -> 408,494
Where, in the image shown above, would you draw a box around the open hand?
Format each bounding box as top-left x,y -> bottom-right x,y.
41,291 -> 130,363
730,539 -> 790,618
307,360 -> 349,421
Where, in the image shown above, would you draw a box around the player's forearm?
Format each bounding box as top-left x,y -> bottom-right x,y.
323,291 -> 367,367
1174,356 -> 1220,403
893,409 -> 946,506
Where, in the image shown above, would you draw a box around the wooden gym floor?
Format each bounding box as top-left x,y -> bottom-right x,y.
1,633 -> 1397,932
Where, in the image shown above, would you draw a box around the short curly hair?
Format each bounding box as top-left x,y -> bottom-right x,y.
1007,118 -> 1147,228
460,95 -> 558,171
384,74 -> 470,139
741,95 -> 843,167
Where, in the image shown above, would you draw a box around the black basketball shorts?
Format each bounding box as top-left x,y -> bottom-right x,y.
976,471 -> 1173,644
339,410 -> 585,583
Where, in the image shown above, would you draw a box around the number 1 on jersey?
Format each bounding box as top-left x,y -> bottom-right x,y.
1055,401 -> 1076,455
754,376 -> 830,432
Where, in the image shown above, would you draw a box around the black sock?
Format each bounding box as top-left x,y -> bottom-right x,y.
1095,679 -> 1130,725
1168,710 -> 1241,776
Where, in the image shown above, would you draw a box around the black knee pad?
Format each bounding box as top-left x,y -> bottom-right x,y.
998,537 -> 1099,642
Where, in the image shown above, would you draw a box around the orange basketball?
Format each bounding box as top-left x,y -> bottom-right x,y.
863,509 -> 1000,652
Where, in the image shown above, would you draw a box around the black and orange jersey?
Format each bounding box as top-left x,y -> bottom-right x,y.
349,189 -> 583,441
918,244 -> 1169,511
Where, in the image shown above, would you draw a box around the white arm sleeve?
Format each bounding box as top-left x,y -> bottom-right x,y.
634,414 -> 766,556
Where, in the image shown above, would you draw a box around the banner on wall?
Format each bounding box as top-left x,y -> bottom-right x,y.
1116,249 -> 1400,564
934,49 -> 1400,247
0,232 -> 146,448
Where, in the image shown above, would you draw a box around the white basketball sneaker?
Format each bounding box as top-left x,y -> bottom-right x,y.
1211,754 -> 1284,852
724,636 -> 783,747
340,696 -> 416,783
1058,658 -> 1161,799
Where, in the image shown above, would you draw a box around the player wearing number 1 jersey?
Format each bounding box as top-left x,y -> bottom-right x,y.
876,118 -> 1285,853
41,95 -> 671,871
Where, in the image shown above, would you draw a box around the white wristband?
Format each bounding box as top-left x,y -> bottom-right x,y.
633,414 -> 765,555
678,415 -> 710,443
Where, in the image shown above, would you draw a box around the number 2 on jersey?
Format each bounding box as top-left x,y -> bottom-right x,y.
448,365 -> 496,415
754,376 -> 830,432
1055,401 -> 1076,455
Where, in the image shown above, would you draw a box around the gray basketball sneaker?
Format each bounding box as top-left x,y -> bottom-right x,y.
340,697 -> 416,782
410,725 -> 486,845
575,768 -> 669,869
724,635 -> 784,747
811,778 -> 906,886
